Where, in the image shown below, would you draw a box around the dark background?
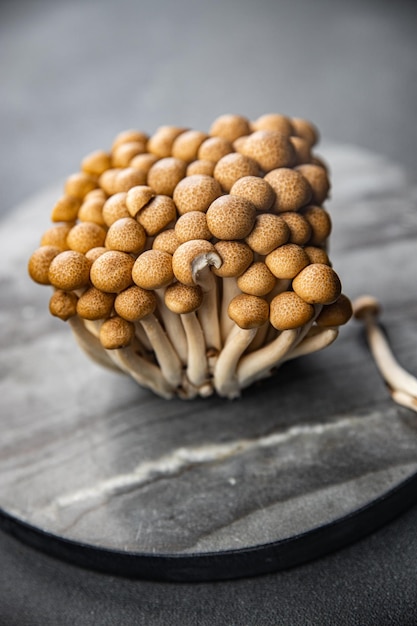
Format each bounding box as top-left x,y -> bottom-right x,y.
1,0 -> 417,624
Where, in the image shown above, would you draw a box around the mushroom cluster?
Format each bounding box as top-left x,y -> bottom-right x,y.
28,113 -> 352,399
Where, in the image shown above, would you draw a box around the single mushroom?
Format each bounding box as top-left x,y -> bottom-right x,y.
230,176 -> 276,212
90,250 -> 134,293
197,136 -> 234,163
147,157 -> 187,196
251,113 -> 294,136
206,195 -> 257,241
264,168 -> 312,212
237,130 -> 296,172
292,263 -> 341,305
209,114 -> 251,143
136,195 -> 177,237
213,153 -> 259,192
105,217 -> 147,254
172,130 -> 208,163
173,174 -> 222,215
245,213 -> 290,256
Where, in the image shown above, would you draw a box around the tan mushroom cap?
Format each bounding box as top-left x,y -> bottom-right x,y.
113,167 -> 148,193
84,188 -> 107,202
292,263 -> 341,305
352,294 -> 381,320
245,213 -> 290,255
129,153 -> 159,174
41,224 -> 72,250
172,239 -> 217,285
265,243 -> 310,279
115,285 -> 157,321
228,294 -> 269,329
316,294 -> 353,327
237,262 -> 277,296
132,249 -> 174,290
213,153 -> 259,192
85,246 -> 108,263
264,168 -> 312,212
296,164 -> 330,205
290,136 -> 312,165
210,114 -> 251,143
213,240 -> 253,278
301,205 -> 332,245
48,250 -> 92,291
99,169 -> 122,196
28,245 -> 62,284
206,195 -> 257,240
136,195 -> 176,237
269,291 -> 315,330
175,211 -> 211,243
64,172 -> 97,199
112,141 -> 147,168
78,196 -> 106,226
237,130 -> 296,172
105,217 -> 147,254
173,174 -> 222,215
125,185 -> 155,218
251,113 -> 294,136
230,176 -> 275,212
147,157 -> 187,196
90,250 -> 135,293
304,246 -> 331,266
67,222 -> 107,254
172,130 -> 208,163
152,228 -> 181,255
51,196 -> 81,223
112,129 -> 148,151
99,316 -> 135,349
280,212 -> 312,246
102,192 -> 130,227
164,282 -> 204,314
81,150 -> 112,176
291,117 -> 319,146
186,159 -> 215,177
147,126 -> 187,158
49,289 -> 78,321
76,287 -> 115,320
197,136 -> 234,163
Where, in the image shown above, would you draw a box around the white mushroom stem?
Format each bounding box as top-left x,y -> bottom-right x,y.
155,288 -> 188,364
282,327 -> 339,362
108,346 -> 175,399
68,316 -> 120,372
139,314 -> 183,388
180,311 -> 210,387
214,324 -> 258,398
220,277 -> 241,342
390,390 -> 417,413
192,253 -> 222,352
237,329 -> 300,389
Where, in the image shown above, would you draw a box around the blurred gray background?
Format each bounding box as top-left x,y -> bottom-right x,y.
1,0 -> 416,215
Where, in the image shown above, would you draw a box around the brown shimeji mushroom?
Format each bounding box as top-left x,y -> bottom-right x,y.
28,113 -> 352,399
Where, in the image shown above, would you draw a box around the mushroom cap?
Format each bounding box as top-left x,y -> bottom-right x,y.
48,250 -> 92,291
237,262 -> 277,296
269,291 -> 315,330
132,249 -> 174,290
113,167 -> 148,193
316,294 -> 353,327
292,263 -> 341,305
237,130 -> 296,172
265,243 -> 310,279
112,141 -> 147,168
172,130 -> 208,163
147,157 -> 187,196
164,282 -> 204,314
280,212 -> 312,246
175,211 -> 211,243
112,129 -> 149,151
76,287 -> 115,320
301,205 -> 332,245
213,153 -> 259,192
209,114 -> 251,143
81,150 -> 112,176
147,126 -> 186,158
291,117 -> 319,146
78,196 -> 106,226
264,168 -> 312,212
290,136 -> 312,165
228,294 -> 269,329
186,159 -> 215,177
28,245 -> 62,284
304,246 -> 331,265
197,136 -> 234,163
41,224 -> 72,250
172,239 -> 218,285
206,195 -> 257,240
49,289 -> 79,320
213,240 -> 253,277
251,113 -> 294,136
245,213 -> 290,255
352,294 -> 381,320
115,285 -> 157,321
152,228 -> 181,255
130,152 -> 159,174
85,246 -> 108,263
102,192 -> 130,227
137,195 -> 177,236
125,185 -> 155,218
99,316 -> 135,349
90,250 -> 135,293
51,196 -> 81,223
296,164 -> 330,205
173,174 -> 222,215
67,222 -> 107,254
230,175 -> 275,212
99,168 -> 122,196
64,172 -> 97,199
105,217 -> 147,254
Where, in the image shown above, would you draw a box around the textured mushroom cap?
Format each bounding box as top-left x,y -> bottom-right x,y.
41,224 -> 72,250
132,249 -> 174,290
51,196 -> 82,222
137,195 -> 177,236
76,287 -> 115,320
175,211 -> 211,242
352,294 -> 381,320
206,195 -> 257,240
102,192 -> 130,227
113,167 -> 148,193
28,246 -> 62,284
90,250 -> 134,293
147,126 -> 186,158
251,113 -> 294,136
237,130 -> 296,172
264,168 -> 312,212
99,169 -> 122,196
280,212 -> 312,245
172,239 -> 217,285
291,117 -> 319,146
198,136 -> 234,163
186,159 -> 215,177
290,136 -> 312,165
147,157 -> 187,196
164,282 -> 204,314
64,172 -> 97,199
67,222 -> 107,254
269,291 -> 315,330
78,196 -> 106,226
292,263 -> 341,305
49,289 -> 78,320
125,185 -> 155,218
99,316 -> 134,349
316,294 -> 353,327
172,130 -> 208,163
112,141 -> 147,168
81,150 -> 112,176
213,153 -> 259,192
173,174 -> 222,215
105,217 -> 147,254
245,213 -> 290,255
130,153 -> 159,174
152,229 -> 181,255
213,240 -> 253,277
210,114 -> 251,143
301,205 -> 332,245
48,251 -> 91,291
230,176 -> 275,211
115,285 -> 157,321
228,294 -> 269,329
265,244 -> 310,279
237,262 -> 277,296
304,246 -> 331,265
85,246 -> 108,263
296,164 -> 330,205
112,129 -> 149,151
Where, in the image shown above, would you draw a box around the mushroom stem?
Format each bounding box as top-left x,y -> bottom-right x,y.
155,288 -> 188,364
283,327 -> 339,361
109,347 -> 175,399
220,277 -> 241,342
193,255 -> 222,352
68,316 -> 120,372
180,312 -> 210,388
139,314 -> 183,388
390,390 -> 417,414
214,325 -> 258,398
